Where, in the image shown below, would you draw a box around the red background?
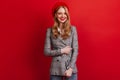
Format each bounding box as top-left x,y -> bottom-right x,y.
0,0 -> 120,80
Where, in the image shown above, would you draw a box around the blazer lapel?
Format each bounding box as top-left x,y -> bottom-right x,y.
51,27 -> 73,46
58,36 -> 67,46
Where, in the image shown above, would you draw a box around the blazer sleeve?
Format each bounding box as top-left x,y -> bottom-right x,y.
67,26 -> 79,69
44,28 -> 63,57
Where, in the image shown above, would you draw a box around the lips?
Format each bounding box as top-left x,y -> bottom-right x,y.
60,17 -> 66,21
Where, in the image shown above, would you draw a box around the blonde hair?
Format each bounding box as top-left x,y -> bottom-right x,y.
52,6 -> 71,40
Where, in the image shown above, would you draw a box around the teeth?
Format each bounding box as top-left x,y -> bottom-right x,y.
60,18 -> 65,20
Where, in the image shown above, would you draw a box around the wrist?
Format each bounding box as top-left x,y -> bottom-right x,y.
69,68 -> 73,71
61,49 -> 64,54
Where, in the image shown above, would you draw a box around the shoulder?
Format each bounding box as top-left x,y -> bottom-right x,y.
71,25 -> 77,32
46,27 -> 52,33
47,27 -> 52,31
45,27 -> 52,37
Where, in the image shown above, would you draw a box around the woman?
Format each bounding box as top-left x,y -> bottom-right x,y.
44,2 -> 79,80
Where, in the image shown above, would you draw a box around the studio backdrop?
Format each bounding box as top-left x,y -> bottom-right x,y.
0,0 -> 120,80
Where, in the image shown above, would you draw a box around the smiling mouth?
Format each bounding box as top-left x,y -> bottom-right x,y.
60,18 -> 66,21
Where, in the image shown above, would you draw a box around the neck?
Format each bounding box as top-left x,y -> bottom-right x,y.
59,23 -> 63,29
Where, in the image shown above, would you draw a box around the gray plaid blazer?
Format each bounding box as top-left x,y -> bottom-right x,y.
44,26 -> 79,76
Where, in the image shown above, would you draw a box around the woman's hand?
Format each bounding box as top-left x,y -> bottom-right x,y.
65,68 -> 73,77
61,46 -> 72,54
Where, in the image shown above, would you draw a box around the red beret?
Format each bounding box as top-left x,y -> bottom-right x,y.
52,2 -> 69,17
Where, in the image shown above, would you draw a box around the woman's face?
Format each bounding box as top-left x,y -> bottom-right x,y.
56,7 -> 67,23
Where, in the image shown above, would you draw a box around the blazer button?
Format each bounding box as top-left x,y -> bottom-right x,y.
57,59 -> 59,62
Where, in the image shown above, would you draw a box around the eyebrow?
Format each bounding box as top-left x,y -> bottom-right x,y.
57,12 -> 65,13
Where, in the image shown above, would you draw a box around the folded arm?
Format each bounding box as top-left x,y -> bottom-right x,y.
44,28 -> 63,57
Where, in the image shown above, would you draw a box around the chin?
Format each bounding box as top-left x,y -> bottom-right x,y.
60,21 -> 66,23
59,20 -> 67,23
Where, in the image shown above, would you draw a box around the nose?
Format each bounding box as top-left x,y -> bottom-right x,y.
62,14 -> 65,17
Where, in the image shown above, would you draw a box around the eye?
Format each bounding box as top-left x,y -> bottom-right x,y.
57,12 -> 62,15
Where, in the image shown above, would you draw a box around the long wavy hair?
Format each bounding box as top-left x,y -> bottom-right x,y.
52,6 -> 71,40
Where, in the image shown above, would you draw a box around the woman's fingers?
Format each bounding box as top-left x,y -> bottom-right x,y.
61,46 -> 72,54
64,69 -> 72,77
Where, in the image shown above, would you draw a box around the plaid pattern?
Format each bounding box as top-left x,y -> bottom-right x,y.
44,26 -> 79,76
